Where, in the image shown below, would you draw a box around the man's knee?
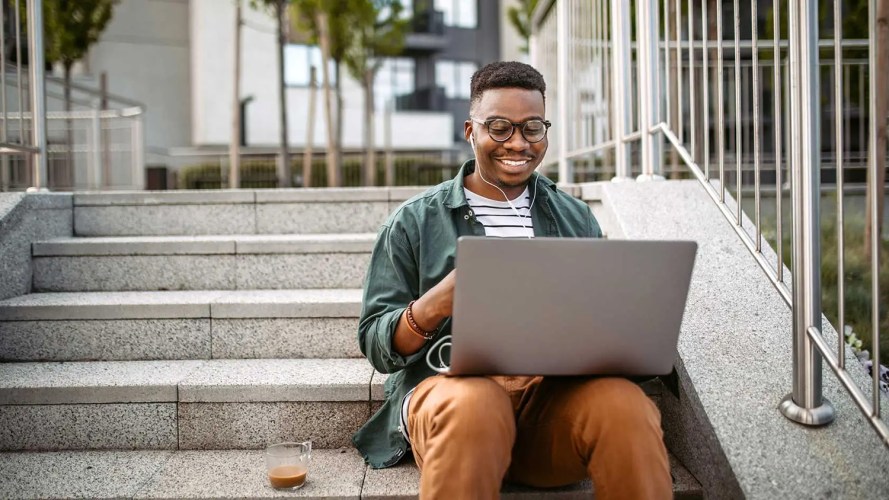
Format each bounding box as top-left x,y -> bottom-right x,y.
572,377 -> 662,432
414,376 -> 513,422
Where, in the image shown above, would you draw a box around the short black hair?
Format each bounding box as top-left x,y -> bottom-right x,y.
469,61 -> 546,111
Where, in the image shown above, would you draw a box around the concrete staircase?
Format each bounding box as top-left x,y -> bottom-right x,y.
0,189 -> 703,499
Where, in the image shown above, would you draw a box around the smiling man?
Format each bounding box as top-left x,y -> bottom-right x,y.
353,61 -> 671,500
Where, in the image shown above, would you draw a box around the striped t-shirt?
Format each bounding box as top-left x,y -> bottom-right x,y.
464,187 -> 534,238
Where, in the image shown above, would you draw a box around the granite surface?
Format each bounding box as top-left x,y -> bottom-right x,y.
133,448 -> 365,499
0,193 -> 74,301
177,359 -> 373,402
256,202 -> 389,234
0,450 -> 173,499
0,290 -> 222,320
212,318 -> 361,359
23,193 -> 73,210
0,289 -> 360,319
177,401 -> 369,449
209,288 -> 362,318
33,253 -> 370,291
0,212 -> 32,300
234,233 -> 375,254
0,360 -> 205,404
31,234 -> 374,256
33,255 -> 238,292
235,254 -> 370,289
73,190 -> 255,206
33,235 -> 237,256
0,318 -> 211,361
255,187 -> 390,202
0,192 -> 26,222
0,403 -> 178,450
74,204 -> 256,236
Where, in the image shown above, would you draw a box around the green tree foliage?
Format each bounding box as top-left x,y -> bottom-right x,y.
506,0 -> 539,54
41,0 -> 117,73
340,0 -> 408,185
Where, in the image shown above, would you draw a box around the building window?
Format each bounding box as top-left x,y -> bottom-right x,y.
434,0 -> 477,28
436,60 -> 477,99
375,58 -> 415,110
284,44 -> 336,87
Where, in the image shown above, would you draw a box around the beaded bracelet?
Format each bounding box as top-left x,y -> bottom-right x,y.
405,300 -> 437,340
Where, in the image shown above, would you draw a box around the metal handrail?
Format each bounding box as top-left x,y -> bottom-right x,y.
532,0 -> 887,449
0,0 -> 47,191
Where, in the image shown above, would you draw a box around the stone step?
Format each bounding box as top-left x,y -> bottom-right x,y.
0,448 -> 703,499
72,187 -> 422,236
31,233 -> 375,292
0,289 -> 363,361
0,359 -> 383,451
0,358 -> 666,454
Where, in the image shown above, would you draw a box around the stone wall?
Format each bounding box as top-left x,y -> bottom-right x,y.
0,193 -> 73,300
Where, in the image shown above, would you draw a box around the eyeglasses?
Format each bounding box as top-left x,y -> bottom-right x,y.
470,117 -> 552,143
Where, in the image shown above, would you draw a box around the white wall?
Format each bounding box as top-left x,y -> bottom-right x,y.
86,0 -> 192,163
191,0 -> 453,150
499,0 -> 529,64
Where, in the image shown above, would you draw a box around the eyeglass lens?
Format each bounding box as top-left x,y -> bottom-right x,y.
486,119 -> 548,143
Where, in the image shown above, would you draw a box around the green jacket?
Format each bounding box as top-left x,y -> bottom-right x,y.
352,160 -> 603,468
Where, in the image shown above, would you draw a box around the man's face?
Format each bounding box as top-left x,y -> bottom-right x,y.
464,87 -> 547,196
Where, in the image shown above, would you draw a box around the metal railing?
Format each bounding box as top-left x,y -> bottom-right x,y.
0,0 -> 146,192
0,0 -> 46,191
532,0 -> 888,448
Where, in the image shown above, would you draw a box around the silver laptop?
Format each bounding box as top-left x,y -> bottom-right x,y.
447,237 -> 697,376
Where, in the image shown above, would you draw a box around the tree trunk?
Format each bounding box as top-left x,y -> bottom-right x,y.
64,63 -> 73,189
303,66 -> 317,187
275,0 -> 291,187
316,9 -> 339,187
865,0 -> 888,252
230,0 -> 242,189
335,61 -> 344,186
363,69 -> 376,186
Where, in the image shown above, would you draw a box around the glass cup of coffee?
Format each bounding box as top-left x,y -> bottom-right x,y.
265,441 -> 312,490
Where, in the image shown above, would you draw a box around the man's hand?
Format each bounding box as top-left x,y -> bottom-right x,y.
414,269 -> 456,324
392,270 -> 456,357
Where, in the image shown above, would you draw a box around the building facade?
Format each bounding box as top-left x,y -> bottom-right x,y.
69,0 -> 521,186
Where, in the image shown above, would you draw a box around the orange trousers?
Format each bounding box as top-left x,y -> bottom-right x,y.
407,375 -> 671,500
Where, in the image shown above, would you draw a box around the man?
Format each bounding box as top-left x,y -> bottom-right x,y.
352,61 -> 671,499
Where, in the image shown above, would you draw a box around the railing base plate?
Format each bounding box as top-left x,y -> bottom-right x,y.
779,394 -> 836,426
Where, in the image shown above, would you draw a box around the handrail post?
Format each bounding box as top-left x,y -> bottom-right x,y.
636,0 -> 663,181
609,0 -> 632,180
91,100 -> 103,189
779,0 -> 835,426
26,0 -> 47,192
555,0 -> 570,184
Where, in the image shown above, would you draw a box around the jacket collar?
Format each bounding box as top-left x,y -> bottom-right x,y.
443,159 -> 556,209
